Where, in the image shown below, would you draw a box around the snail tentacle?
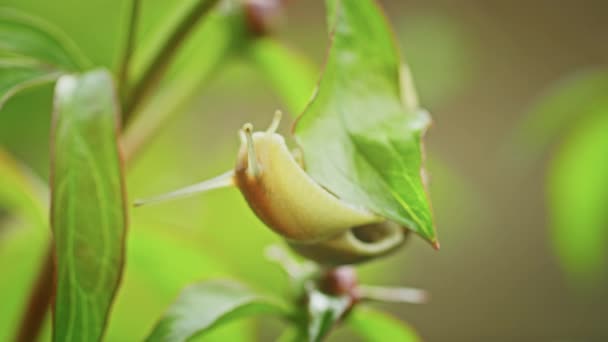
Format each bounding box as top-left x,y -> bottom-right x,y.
133,170 -> 235,207
241,123 -> 260,178
266,110 -> 282,134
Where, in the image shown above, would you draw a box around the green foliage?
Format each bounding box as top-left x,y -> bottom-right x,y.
0,8 -> 89,108
294,0 -> 436,245
122,3 -> 247,159
0,149 -> 48,341
520,69 -> 608,284
304,290 -> 350,342
146,280 -> 289,342
0,58 -> 60,110
50,70 -> 126,341
1,0 -> 431,340
347,306 -> 421,341
548,111 -> 608,281
105,225 -> 254,341
0,222 -> 49,341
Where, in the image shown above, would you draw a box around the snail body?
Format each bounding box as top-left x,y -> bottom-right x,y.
136,112 -> 407,265
234,118 -> 382,243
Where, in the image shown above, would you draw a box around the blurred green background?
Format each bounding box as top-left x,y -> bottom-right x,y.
1,0 -> 607,340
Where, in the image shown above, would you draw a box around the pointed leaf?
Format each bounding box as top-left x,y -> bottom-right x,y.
145,280 -> 289,342
0,8 -> 89,108
50,69 -> 127,341
294,0 -> 436,245
347,306 -> 421,342
548,110 -> 608,282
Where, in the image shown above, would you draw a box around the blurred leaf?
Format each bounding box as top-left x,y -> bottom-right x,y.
276,326 -> 303,342
294,0 -> 436,245
0,148 -> 48,342
548,110 -> 608,282
0,8 -> 89,68
146,279 -> 289,342
128,0 -> 240,83
0,148 -> 46,227
50,69 -> 127,341
516,69 -> 608,157
347,306 -> 421,341
123,5 -> 247,160
0,58 -> 62,110
0,8 -> 90,108
106,224 -> 254,341
0,221 -> 49,342
0,83 -> 54,179
305,289 -> 350,342
246,38 -> 318,115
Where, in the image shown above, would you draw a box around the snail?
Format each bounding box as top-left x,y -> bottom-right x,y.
135,111 -> 407,265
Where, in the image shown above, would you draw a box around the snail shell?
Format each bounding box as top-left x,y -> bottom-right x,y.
288,221 -> 408,266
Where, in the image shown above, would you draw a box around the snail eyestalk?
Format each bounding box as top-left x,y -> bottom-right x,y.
134,170 -> 235,207
242,123 -> 260,178
266,110 -> 282,134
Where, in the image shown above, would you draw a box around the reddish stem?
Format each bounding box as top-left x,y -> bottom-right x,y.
15,245 -> 54,342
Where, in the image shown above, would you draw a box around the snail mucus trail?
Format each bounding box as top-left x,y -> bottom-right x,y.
135,111 -> 408,265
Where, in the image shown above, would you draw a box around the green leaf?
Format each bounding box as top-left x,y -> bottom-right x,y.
50,69 -> 127,341
0,8 -> 90,108
548,110 -> 608,282
294,0 -> 436,245
0,58 -> 61,109
246,38 -> 318,115
305,289 -> 350,342
145,280 -> 289,342
0,8 -> 89,69
347,306 -> 421,342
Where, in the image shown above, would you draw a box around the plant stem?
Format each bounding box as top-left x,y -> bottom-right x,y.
15,245 -> 54,342
118,0 -> 141,98
122,0 -> 221,125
